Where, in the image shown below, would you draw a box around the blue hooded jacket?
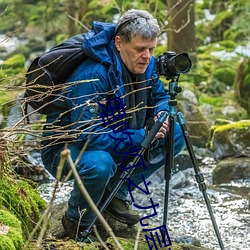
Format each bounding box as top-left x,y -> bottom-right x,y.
43,21 -> 170,153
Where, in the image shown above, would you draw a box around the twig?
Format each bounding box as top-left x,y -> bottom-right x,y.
22,154 -> 65,249
134,224 -> 142,250
93,225 -> 109,250
68,14 -> 89,31
61,148 -> 124,250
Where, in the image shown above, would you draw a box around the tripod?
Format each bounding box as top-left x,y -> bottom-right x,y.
163,77 -> 225,250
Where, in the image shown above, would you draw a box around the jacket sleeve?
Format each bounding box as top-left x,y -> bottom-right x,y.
65,61 -> 146,153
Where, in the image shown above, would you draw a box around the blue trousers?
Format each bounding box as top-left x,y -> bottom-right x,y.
41,123 -> 185,226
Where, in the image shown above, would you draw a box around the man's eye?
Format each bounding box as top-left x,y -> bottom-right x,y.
136,48 -> 144,52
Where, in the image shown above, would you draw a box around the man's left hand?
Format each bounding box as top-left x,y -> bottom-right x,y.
154,112 -> 169,139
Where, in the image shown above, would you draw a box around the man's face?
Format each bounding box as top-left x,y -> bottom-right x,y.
115,35 -> 157,74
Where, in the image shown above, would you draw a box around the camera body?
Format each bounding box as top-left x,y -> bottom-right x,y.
156,51 -> 192,79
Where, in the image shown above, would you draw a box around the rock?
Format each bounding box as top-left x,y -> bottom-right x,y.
179,100 -> 211,148
181,89 -> 199,105
221,105 -> 237,116
209,120 -> 250,160
46,201 -> 139,240
46,202 -> 212,250
46,201 -> 68,237
213,157 -> 250,184
170,168 -> 193,189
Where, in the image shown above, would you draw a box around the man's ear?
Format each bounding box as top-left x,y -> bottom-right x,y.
115,36 -> 122,51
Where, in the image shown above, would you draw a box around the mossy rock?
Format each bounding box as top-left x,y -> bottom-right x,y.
209,120 -> 250,160
199,92 -> 248,122
213,157 -> 250,184
0,209 -> 24,250
0,174 -> 47,239
213,67 -> 235,86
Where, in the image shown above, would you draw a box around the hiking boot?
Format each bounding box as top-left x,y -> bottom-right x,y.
61,213 -> 97,242
105,196 -> 140,225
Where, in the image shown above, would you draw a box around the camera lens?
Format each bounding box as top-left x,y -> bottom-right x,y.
174,53 -> 192,73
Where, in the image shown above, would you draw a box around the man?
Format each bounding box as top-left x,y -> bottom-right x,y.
41,9 -> 185,241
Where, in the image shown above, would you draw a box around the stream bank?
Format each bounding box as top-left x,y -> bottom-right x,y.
38,153 -> 250,250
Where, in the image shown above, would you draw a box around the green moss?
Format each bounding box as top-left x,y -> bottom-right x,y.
0,209 -> 24,249
84,243 -> 100,250
217,40 -> 237,51
209,120 -> 250,150
199,90 -> 248,121
213,67 -> 235,86
0,54 -> 26,86
235,57 -> 250,115
106,237 -> 133,249
0,235 -> 16,250
0,175 -> 47,239
7,228 -> 24,249
1,54 -> 25,69
213,120 -> 250,133
0,91 -> 17,109
55,34 -> 68,45
199,95 -> 224,107
0,209 -> 21,229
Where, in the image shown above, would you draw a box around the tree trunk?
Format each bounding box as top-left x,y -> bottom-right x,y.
67,0 -> 76,36
167,0 -> 196,62
78,0 -> 88,20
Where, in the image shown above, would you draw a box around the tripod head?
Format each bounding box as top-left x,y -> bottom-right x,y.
168,76 -> 182,100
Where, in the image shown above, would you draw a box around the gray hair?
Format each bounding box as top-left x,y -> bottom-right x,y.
115,9 -> 160,43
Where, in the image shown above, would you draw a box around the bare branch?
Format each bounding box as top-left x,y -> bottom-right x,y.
68,14 -> 90,32
62,148 -> 124,250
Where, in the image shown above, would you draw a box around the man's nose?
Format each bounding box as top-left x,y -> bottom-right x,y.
142,49 -> 151,59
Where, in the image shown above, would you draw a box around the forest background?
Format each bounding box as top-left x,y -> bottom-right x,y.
0,0 -> 250,249
0,0 -> 250,125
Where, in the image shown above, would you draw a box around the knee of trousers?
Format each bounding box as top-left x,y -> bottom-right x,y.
77,150 -> 117,181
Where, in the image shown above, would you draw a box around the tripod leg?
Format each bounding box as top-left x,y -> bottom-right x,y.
163,114 -> 175,229
177,112 -> 225,250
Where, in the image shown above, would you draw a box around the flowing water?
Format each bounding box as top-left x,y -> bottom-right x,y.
38,156 -> 250,250
134,157 -> 250,250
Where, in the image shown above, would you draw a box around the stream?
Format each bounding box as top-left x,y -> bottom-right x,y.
38,155 -> 250,250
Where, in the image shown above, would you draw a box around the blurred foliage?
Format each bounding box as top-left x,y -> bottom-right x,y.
0,0 -> 249,120
235,57 -> 250,116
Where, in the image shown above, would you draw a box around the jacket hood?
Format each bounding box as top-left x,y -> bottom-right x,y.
82,21 -> 116,65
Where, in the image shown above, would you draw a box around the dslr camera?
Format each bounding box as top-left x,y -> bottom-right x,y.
156,51 -> 192,79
